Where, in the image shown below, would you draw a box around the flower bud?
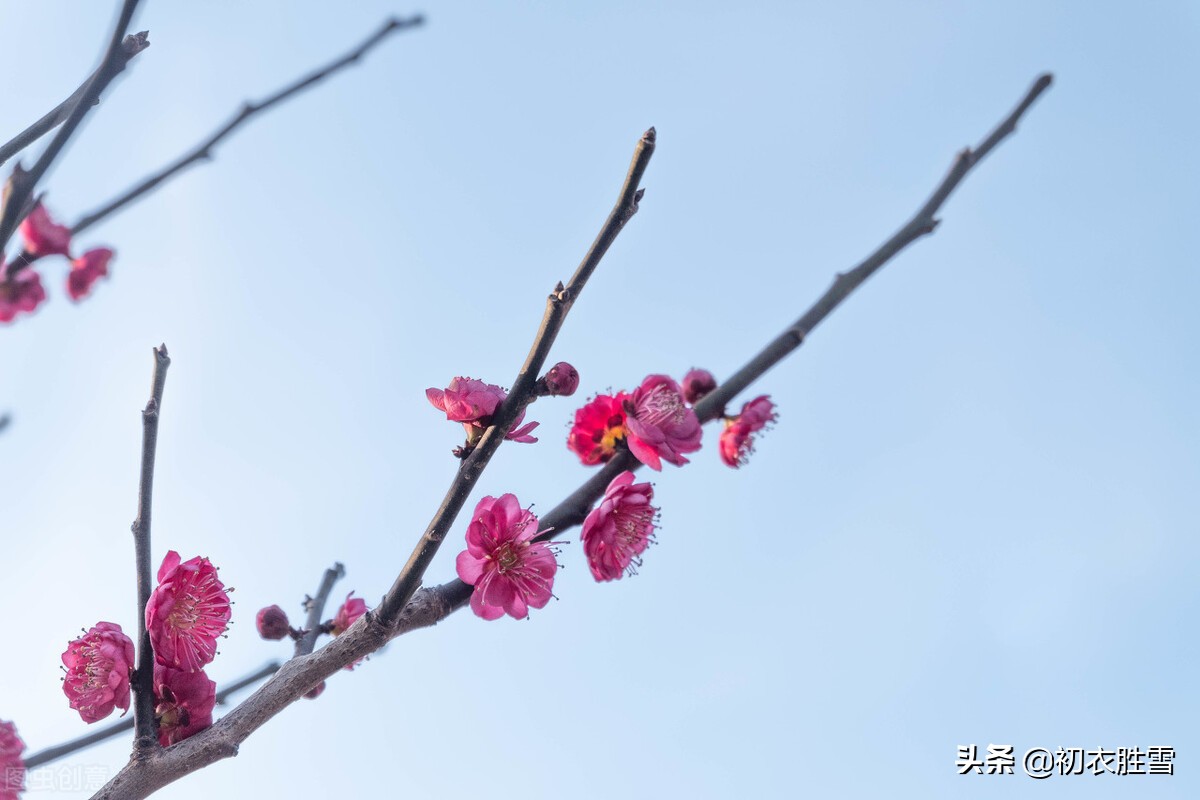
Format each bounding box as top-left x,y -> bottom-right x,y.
304,681 -> 326,700
542,361 -> 580,397
681,368 -> 717,405
255,605 -> 290,641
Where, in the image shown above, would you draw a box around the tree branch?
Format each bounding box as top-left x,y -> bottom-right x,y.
0,32 -> 150,169
373,127 -> 656,626
89,73 -> 1050,800
0,0 -> 144,252
130,344 -> 169,755
294,563 -> 346,658
69,15 -> 424,237
22,661 -> 278,770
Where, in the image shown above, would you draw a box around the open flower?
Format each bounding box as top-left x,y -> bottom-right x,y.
719,395 -> 777,467
154,663 -> 216,746
426,377 -> 538,444
146,551 -> 232,672
581,471 -> 659,582
19,203 -> 72,257
567,392 -> 629,465
624,374 -> 702,470
66,247 -> 113,301
61,622 -> 136,724
456,494 -> 557,620
0,268 -> 46,324
0,720 -> 25,800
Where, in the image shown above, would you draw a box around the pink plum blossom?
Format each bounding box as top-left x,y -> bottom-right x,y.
567,392 -> 629,465
0,720 -> 24,800
153,663 -> 216,746
19,203 -> 72,257
61,622 -> 136,724
456,494 -> 557,620
146,551 -> 232,672
681,368 -> 717,405
581,470 -> 659,582
66,247 -> 113,302
426,377 -> 538,444
331,592 -> 367,635
719,395 -> 777,468
0,268 -> 46,324
623,374 -> 703,470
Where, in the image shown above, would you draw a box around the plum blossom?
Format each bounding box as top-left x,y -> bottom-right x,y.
19,203 -> 72,257
0,720 -> 25,800
426,377 -> 538,444
0,268 -> 46,324
153,663 -> 216,746
581,471 -> 659,582
540,361 -> 579,397
255,605 -> 290,641
681,368 -> 717,405
146,551 -> 232,672
61,622 -> 136,724
623,374 -> 702,470
719,395 -> 777,468
567,392 -> 629,465
66,247 -> 113,302
456,494 -> 557,620
331,593 -> 367,635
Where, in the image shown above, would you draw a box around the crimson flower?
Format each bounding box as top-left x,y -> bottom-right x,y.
426,377 -> 538,444
331,593 -> 367,635
19,203 -> 72,257
581,470 -> 659,582
66,247 -> 113,302
567,392 -> 630,465
456,494 -> 557,620
0,268 -> 46,324
153,663 -> 216,746
719,395 -> 777,467
61,622 -> 136,724
0,720 -> 24,800
146,551 -> 232,672
624,374 -> 703,470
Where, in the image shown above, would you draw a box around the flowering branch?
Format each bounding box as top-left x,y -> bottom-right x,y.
373,127 -> 657,626
0,0 -> 144,253
131,344 -> 170,754
22,661 -> 279,771
294,564 -> 346,658
0,32 -> 150,169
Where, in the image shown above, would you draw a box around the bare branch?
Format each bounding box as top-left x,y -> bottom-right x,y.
69,15 -> 424,237
294,563 -> 346,658
374,127 -> 657,626
22,661 -> 278,770
0,0 -> 144,251
130,344 -> 170,755
0,32 -> 150,168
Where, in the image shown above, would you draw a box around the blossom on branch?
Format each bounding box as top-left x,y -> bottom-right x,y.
146,551 -> 232,672
331,593 -> 367,635
60,622 -> 136,724
456,494 -> 557,620
719,395 -> 777,468
624,374 -> 702,470
153,664 -> 216,747
19,203 -> 72,257
539,361 -> 580,397
681,368 -> 717,405
0,720 -> 24,800
66,247 -> 113,302
426,377 -> 538,444
0,267 -> 46,324
255,605 -> 290,641
567,392 -> 629,465
581,470 -> 659,582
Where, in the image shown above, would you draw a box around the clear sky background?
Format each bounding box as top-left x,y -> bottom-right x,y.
1,2 -> 1197,798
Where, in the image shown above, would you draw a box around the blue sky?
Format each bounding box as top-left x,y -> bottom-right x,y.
1,2 -> 1197,798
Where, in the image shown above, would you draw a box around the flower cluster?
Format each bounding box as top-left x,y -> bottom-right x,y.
1,203 -> 115,325
427,377 -> 539,447
0,720 -> 24,800
568,373 -> 702,470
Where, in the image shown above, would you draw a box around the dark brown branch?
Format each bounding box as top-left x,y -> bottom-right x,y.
70,15 -> 424,237
90,74 -> 1051,800
374,127 -> 657,626
131,344 -> 169,755
22,661 -> 279,770
294,563 -> 346,658
0,32 -> 150,169
0,0 -> 144,251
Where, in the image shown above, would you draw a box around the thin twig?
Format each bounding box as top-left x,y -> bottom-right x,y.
70,15 -> 424,237
0,0 -> 144,251
88,75 -> 1051,800
294,563 -> 346,658
22,661 -> 279,770
0,33 -> 150,168
130,344 -> 170,755
374,127 -> 657,626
